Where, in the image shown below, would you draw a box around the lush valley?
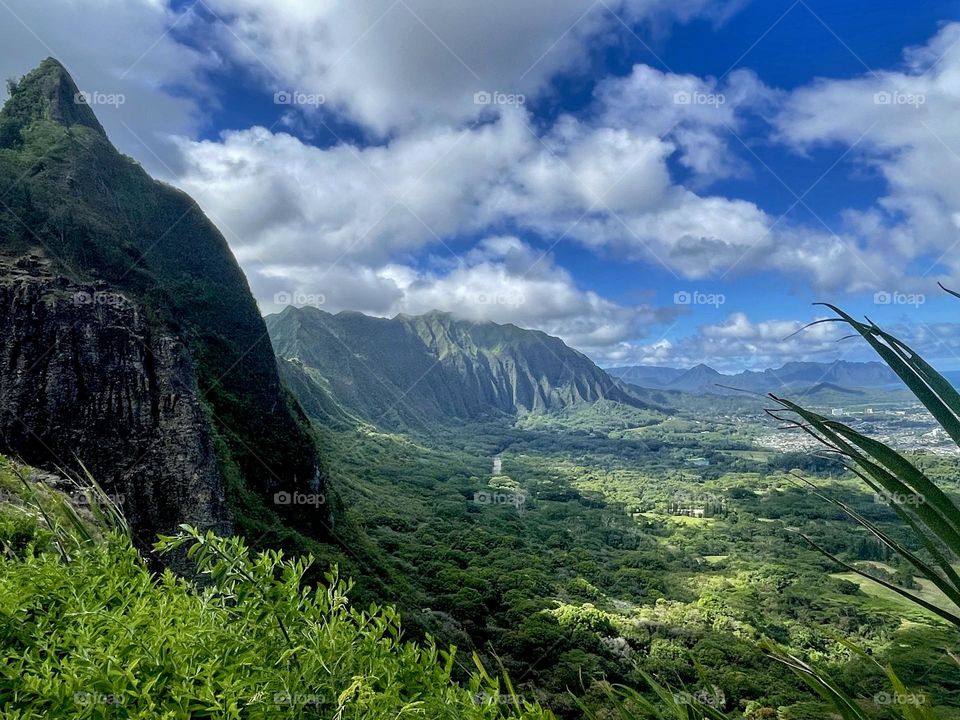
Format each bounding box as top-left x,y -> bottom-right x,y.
264,307 -> 960,717
0,56 -> 959,720
5,375 -> 958,717
308,399 -> 960,717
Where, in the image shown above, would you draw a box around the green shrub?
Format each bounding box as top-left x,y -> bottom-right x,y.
0,525 -> 553,719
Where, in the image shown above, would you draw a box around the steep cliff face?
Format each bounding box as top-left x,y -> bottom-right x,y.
0,257 -> 228,537
267,307 -> 655,428
0,59 -> 324,539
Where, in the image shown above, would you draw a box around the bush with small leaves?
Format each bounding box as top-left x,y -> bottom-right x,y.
0,524 -> 554,719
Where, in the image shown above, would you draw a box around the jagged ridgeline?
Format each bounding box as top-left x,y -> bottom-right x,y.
266,306 -> 660,429
0,59 -> 323,540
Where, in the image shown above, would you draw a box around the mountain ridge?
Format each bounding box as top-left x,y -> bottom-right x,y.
0,58 -> 324,541
266,306 -> 659,428
607,359 -> 900,394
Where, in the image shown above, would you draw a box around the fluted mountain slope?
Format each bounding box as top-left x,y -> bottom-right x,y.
266,306 -> 655,428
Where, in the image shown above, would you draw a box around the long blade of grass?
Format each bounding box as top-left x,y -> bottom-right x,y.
817,304 -> 960,445
800,534 -> 960,626
772,397 -> 960,551
846,466 -> 960,591
791,475 -> 960,607
767,644 -> 873,720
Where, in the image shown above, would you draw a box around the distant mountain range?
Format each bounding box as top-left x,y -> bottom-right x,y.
266,307 -> 658,428
267,306 -> 917,428
606,361 -> 901,395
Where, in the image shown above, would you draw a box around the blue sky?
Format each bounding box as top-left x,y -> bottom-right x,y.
3,0 -> 960,370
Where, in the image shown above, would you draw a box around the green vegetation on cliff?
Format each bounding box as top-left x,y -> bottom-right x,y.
0,59 -> 320,536
266,307 -> 660,429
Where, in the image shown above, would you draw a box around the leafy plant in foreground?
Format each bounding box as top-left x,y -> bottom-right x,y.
0,512 -> 554,718
770,302 -> 960,627
767,300 -> 960,717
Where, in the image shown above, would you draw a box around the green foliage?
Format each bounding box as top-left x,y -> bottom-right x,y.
266,307 -> 663,431
0,520 -> 554,719
0,457 -> 127,561
767,300 -> 960,719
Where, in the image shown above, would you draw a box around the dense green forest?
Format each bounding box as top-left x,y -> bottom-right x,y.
5,385 -> 956,718
310,395 -> 960,718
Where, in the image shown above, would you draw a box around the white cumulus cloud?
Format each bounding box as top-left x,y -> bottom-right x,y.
198,0 -> 742,134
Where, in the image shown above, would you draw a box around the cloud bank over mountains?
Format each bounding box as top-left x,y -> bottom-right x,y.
1,1 -> 958,368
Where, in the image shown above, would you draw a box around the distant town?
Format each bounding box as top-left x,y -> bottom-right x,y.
756,401 -> 959,455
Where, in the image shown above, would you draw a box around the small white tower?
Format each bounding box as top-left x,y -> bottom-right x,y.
492,455 -> 503,476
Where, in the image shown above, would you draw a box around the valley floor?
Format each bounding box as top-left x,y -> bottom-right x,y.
316,393 -> 960,718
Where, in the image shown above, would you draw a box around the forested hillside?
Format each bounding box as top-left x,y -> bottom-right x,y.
266,307 -> 657,428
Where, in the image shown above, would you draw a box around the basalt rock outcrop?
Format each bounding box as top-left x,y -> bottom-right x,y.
0,256 -> 228,538
0,59 -> 325,540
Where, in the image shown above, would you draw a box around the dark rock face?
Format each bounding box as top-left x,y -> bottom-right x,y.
0,257 -> 229,539
0,58 -> 327,542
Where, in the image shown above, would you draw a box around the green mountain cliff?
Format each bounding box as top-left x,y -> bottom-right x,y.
0,59 -> 323,541
266,306 -> 657,429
